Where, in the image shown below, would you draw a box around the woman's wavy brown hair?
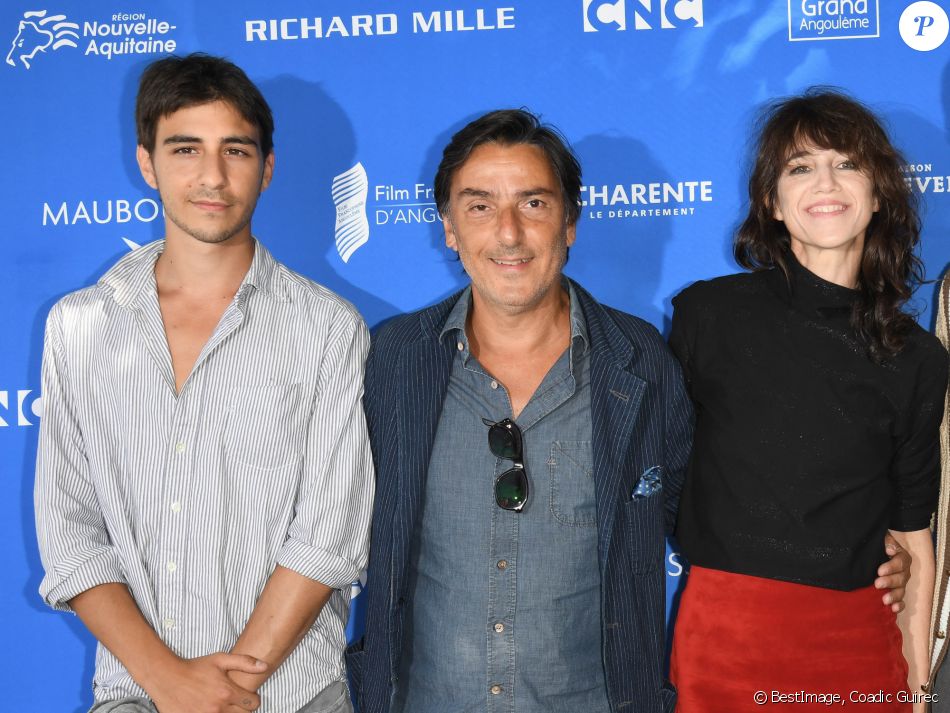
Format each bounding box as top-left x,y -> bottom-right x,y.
735,87 -> 922,363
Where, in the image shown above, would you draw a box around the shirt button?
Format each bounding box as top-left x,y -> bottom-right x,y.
175,441 -> 186,454
939,631 -> 947,639
496,560 -> 508,570
493,622 -> 505,633
166,561 -> 177,573
457,341 -> 464,352
490,380 -> 499,390
170,501 -> 182,513
490,685 -> 503,695
162,617 -> 176,630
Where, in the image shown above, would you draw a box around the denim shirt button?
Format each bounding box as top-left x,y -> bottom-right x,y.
493,622 -> 505,633
490,685 -> 503,695
496,559 -> 508,570
490,380 -> 499,390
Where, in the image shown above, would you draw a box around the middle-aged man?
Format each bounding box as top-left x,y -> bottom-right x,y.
34,54 -> 373,713
347,109 -> 915,713
348,109 -> 693,713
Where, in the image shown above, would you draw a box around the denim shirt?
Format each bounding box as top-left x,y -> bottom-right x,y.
391,284 -> 611,713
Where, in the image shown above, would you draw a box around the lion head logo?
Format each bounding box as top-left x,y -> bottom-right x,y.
6,10 -> 79,69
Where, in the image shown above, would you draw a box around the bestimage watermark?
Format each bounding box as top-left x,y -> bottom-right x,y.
753,689 -> 938,706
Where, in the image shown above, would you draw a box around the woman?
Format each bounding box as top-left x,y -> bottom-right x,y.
669,89 -> 947,712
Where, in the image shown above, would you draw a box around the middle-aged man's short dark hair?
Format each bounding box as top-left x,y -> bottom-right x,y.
434,109 -> 582,226
135,52 -> 274,158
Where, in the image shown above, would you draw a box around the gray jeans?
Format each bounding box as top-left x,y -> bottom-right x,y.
935,660 -> 949,712
88,680 -> 353,713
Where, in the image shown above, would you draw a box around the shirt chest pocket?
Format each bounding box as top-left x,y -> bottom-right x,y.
548,440 -> 596,527
224,383 -> 306,470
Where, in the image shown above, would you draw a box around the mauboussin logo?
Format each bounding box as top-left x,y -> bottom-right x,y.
6,8 -> 178,69
787,0 -> 880,41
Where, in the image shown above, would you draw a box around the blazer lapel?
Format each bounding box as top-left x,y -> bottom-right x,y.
591,353 -> 646,571
574,282 -> 648,571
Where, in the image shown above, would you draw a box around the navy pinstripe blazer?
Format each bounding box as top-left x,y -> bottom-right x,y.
347,279 -> 693,713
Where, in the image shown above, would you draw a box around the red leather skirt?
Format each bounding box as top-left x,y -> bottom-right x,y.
670,566 -> 910,712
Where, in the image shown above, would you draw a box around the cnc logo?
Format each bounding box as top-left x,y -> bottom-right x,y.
788,0 -> 880,41
582,0 -> 703,32
6,10 -> 79,69
899,1 -> 949,51
0,389 -> 42,427
332,163 -> 370,263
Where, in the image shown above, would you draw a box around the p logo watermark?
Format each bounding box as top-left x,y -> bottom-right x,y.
899,1 -> 949,51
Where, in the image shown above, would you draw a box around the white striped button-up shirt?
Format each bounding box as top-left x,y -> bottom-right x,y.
35,239 -> 374,711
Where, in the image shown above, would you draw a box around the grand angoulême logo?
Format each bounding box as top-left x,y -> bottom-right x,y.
332,162 -> 370,263
6,9 -> 79,69
787,0 -> 880,41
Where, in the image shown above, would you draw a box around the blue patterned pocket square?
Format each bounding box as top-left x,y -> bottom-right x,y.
632,465 -> 663,500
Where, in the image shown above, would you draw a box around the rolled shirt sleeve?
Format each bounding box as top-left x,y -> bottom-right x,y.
35,303 -> 126,611
276,310 -> 375,589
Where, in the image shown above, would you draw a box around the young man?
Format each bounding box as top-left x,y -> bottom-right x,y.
34,54 -> 372,713
347,109 -> 915,713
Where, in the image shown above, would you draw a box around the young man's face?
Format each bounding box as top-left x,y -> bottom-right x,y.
136,100 -> 274,246
443,142 -> 576,315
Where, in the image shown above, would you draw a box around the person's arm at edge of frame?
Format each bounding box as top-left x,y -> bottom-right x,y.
890,300 -> 950,709
888,527 -> 935,711
228,309 -> 375,694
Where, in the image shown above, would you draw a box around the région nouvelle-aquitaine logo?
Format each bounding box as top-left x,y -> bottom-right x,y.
6,8 -> 178,69
6,10 -> 78,69
332,163 -> 370,263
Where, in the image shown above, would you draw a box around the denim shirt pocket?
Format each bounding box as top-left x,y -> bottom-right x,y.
548,440 -> 596,527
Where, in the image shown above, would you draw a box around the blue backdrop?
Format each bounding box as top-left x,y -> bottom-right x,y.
3,0 -> 949,708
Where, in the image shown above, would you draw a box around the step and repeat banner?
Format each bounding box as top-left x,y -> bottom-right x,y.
2,0 -> 949,709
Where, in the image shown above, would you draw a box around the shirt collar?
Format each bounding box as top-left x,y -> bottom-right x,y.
439,280 -> 590,360
99,237 -> 285,308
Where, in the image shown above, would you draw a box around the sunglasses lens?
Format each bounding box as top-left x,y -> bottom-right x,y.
495,468 -> 528,510
488,424 -> 520,460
